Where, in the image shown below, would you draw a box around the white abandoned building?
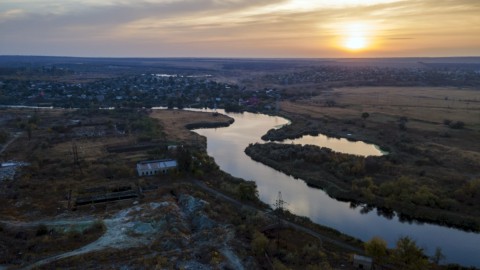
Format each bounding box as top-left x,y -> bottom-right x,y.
136,159 -> 177,176
353,254 -> 373,270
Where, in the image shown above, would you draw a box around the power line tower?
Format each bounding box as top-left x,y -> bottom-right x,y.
273,191 -> 288,249
72,141 -> 83,175
274,191 -> 286,213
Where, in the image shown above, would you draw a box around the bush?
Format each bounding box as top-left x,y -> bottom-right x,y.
449,121 -> 465,129
444,119 -> 465,129
0,130 -> 9,144
365,236 -> 388,265
392,236 -> 429,269
237,182 -> 259,201
35,224 -> 48,236
251,231 -> 269,256
272,259 -> 289,270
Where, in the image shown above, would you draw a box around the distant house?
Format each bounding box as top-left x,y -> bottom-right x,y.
353,254 -> 373,270
167,145 -> 178,151
247,96 -> 259,106
136,159 -> 177,176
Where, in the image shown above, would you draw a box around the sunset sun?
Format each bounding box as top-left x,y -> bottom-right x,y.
340,22 -> 372,52
344,36 -> 367,50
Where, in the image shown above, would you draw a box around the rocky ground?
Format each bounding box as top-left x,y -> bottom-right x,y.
1,193 -> 249,270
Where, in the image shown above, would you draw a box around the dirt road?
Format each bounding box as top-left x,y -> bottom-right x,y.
0,132 -> 21,156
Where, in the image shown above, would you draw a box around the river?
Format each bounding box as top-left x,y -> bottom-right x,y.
192,109 -> 480,267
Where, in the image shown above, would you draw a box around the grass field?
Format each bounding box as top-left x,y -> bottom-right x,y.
285,86 -> 480,129
150,109 -> 233,142
280,86 -> 480,152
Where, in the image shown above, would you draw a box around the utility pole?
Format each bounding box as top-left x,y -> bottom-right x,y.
72,141 -> 83,175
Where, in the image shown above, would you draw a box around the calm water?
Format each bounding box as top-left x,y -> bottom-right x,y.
283,134 -> 385,156
191,109 -> 480,267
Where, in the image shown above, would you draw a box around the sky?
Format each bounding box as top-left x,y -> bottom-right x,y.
1,0 -> 479,58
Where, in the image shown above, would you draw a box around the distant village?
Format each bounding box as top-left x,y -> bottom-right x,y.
1,63 -> 479,110
0,72 -> 280,112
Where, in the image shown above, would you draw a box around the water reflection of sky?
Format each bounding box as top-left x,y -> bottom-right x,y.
283,134 -> 384,156
192,109 -> 480,267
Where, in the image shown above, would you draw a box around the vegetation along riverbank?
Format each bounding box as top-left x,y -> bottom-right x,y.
249,86 -> 480,232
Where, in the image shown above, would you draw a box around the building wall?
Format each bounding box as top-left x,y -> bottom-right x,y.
353,260 -> 372,269
137,164 -> 176,176
138,169 -> 168,176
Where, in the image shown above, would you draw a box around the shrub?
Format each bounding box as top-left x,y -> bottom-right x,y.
392,236 -> 429,269
251,231 -> 269,256
35,224 -> 48,236
365,237 -> 388,265
0,130 -> 9,144
449,121 -> 465,129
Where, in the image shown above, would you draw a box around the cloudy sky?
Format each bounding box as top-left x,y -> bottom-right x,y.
1,0 -> 479,58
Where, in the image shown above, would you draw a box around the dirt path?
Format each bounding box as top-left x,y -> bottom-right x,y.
18,205 -> 161,270
0,132 -> 21,156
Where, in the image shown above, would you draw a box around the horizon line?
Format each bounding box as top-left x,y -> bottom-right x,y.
1,54 -> 480,61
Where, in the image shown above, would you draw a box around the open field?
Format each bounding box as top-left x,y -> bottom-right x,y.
150,109 -> 233,142
313,87 -> 479,128
286,86 -> 480,124
280,86 -> 480,150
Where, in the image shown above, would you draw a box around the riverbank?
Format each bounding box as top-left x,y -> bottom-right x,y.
150,109 -> 234,145
253,91 -> 480,232
245,142 -> 480,232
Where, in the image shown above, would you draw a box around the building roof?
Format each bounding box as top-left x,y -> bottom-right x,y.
137,159 -> 177,171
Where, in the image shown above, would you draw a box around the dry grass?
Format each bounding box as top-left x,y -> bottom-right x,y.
50,137 -> 135,162
281,101 -> 359,119
150,109 -> 232,142
283,86 -> 480,132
